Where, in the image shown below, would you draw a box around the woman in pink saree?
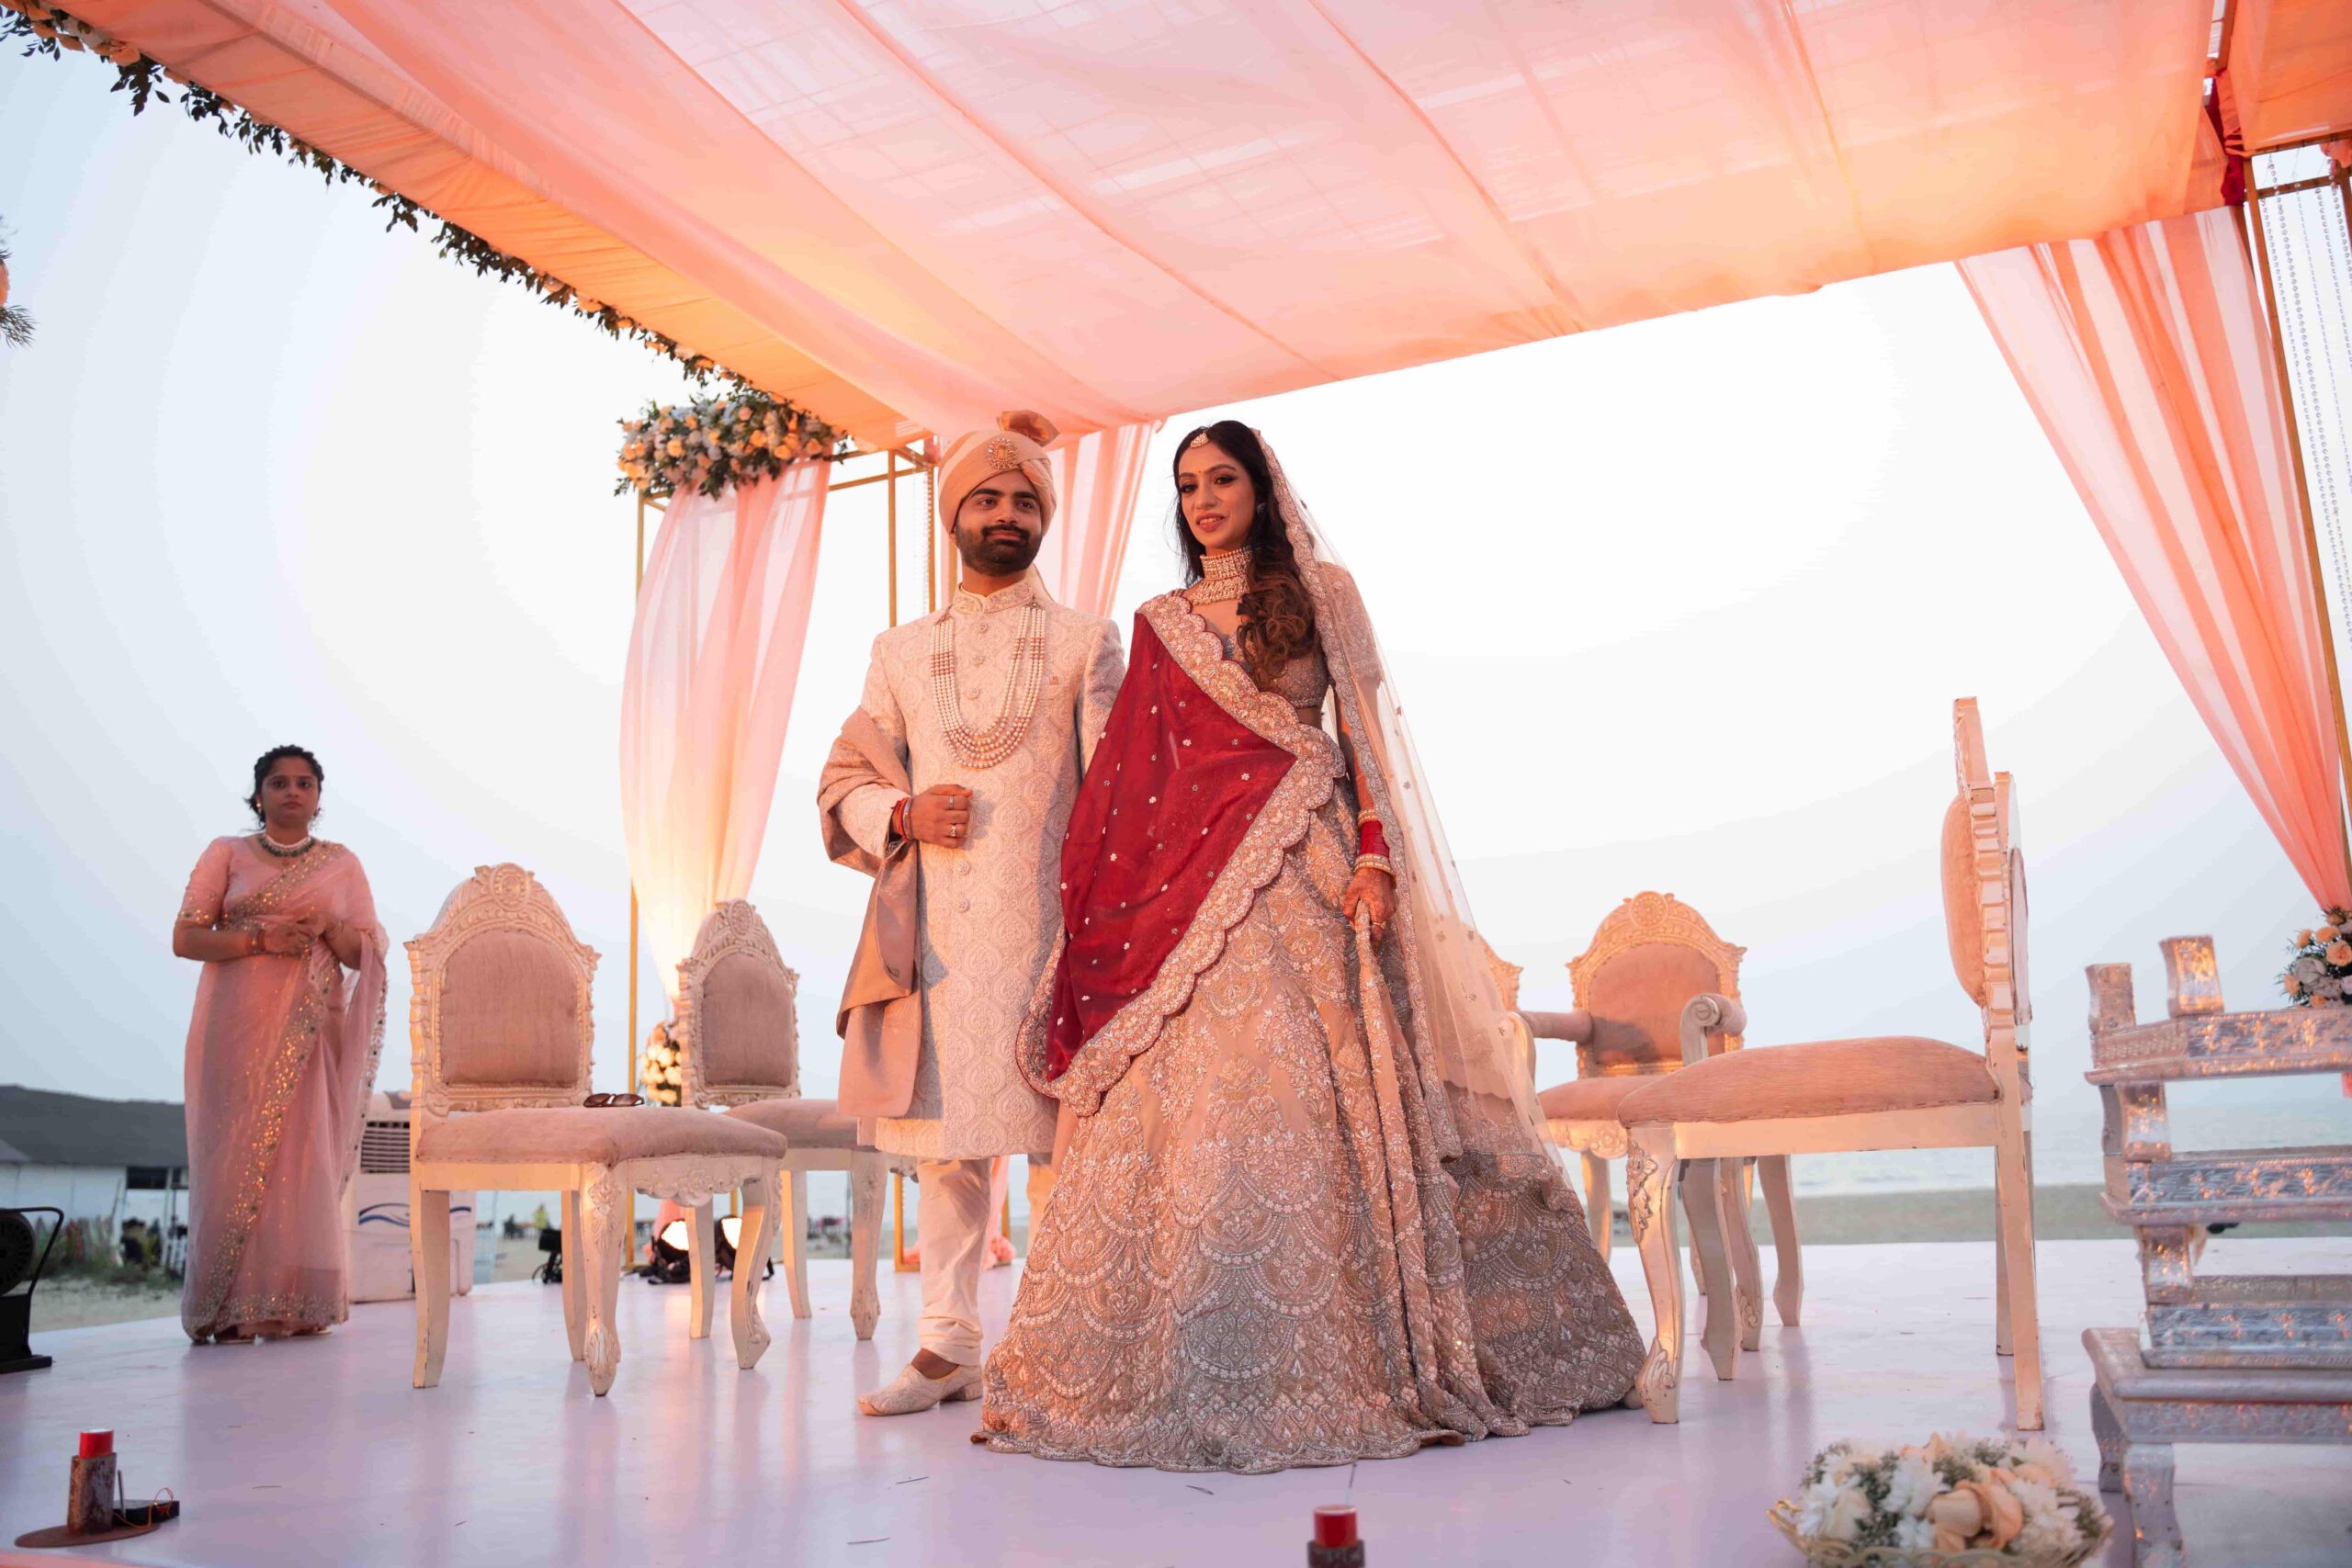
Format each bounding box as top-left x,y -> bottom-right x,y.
979,425 -> 1643,1472
171,745 -> 388,1344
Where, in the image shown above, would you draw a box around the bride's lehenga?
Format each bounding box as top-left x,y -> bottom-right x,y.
979,447 -> 1644,1472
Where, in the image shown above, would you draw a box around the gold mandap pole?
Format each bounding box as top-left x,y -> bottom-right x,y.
627,492 -> 656,1095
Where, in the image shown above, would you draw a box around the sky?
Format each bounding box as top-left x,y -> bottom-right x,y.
5,50 -> 2347,1206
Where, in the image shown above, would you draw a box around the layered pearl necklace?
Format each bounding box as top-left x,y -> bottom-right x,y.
256,830 -> 315,858
931,599 -> 1047,771
1190,547 -> 1252,605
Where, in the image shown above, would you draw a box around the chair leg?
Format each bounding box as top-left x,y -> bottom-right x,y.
1626,1125 -> 1683,1423
780,1168 -> 813,1321
581,1171 -> 626,1397
1682,1156 -> 1739,1381
1757,1154 -> 1803,1326
1994,1125 -> 2044,1429
1720,1157 -> 1764,1354
410,1183 -> 451,1389
849,1156 -> 885,1342
729,1175 -> 774,1371
687,1201 -> 716,1341
1994,1152 -> 2013,1356
1578,1153 -> 1612,1262
560,1189 -> 586,1361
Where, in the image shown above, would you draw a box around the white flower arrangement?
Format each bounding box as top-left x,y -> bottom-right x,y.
639,1021 -> 684,1108
1770,1434 -> 2109,1566
616,390 -> 844,501
2279,908 -> 2352,1007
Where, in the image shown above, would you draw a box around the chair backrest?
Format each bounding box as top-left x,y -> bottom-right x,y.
676,900 -> 800,1108
1939,698 -> 2030,1072
1566,892 -> 1745,1079
406,864 -> 597,1118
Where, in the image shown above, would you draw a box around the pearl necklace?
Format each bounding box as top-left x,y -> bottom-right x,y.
1191,548 -> 1252,605
256,831 -> 314,859
930,602 -> 1047,770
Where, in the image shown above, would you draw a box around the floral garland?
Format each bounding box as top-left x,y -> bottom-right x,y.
639,1021 -> 684,1108
2280,908 -> 2352,1005
1775,1433 -> 2109,1564
4,0 -> 749,388
616,391 -> 845,500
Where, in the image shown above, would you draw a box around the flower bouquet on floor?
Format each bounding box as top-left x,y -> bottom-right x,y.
2279,909 -> 2352,1006
1769,1434 -> 2110,1567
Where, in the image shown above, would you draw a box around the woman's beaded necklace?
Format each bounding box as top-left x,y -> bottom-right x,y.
1190,547 -> 1252,606
255,831 -> 315,859
930,601 -> 1047,771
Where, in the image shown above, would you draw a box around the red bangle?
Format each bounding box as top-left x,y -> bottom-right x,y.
891,797 -> 912,840
1358,817 -> 1389,861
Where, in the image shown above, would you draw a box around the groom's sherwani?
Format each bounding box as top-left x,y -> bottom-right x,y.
831,570 -> 1124,1162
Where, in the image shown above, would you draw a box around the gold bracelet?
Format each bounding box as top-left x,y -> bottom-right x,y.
1353,854 -> 1395,877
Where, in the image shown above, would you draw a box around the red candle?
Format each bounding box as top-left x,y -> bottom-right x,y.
1313,1506 -> 1359,1549
76,1431 -> 113,1459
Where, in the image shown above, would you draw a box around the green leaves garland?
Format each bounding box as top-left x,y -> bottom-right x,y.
4,0 -> 752,388
618,392 -> 846,501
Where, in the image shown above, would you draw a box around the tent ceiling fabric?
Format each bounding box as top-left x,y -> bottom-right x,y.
2231,0 -> 2352,152
79,0 -> 2228,444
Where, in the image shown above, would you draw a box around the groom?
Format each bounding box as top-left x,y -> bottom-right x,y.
819,411 -> 1124,1416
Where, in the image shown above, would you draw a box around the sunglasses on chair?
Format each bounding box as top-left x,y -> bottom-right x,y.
582,1092 -> 647,1108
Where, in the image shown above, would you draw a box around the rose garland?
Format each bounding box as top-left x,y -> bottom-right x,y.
616,391 -> 845,501
4,0 -> 749,387
2280,908 -> 2352,1005
638,1021 -> 684,1108
1773,1433 -> 2109,1564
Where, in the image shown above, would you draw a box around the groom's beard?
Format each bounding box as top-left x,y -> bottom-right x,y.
956,520 -> 1043,577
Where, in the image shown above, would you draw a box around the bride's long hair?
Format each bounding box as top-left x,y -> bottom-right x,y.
1172,421 -> 1316,687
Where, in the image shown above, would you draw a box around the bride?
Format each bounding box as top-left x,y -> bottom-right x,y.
978,423 -> 1643,1472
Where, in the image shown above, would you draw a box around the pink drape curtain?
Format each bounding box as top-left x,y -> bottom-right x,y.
1961,207 -> 2352,916
621,464 -> 829,1004
1037,424 -> 1159,617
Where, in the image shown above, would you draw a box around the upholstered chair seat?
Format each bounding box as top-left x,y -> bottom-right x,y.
724,1096 -> 861,1150
417,1104 -> 790,1167
1615,1037 -> 1998,1125
1535,1075 -> 1657,1123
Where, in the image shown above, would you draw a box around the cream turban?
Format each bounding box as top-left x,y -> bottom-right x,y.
937,410 -> 1059,531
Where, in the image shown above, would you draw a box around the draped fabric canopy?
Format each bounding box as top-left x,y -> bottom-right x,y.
76,0 -> 2229,445
1963,206 -> 2352,915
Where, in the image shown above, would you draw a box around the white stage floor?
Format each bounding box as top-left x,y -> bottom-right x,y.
6,1239 -> 2349,1566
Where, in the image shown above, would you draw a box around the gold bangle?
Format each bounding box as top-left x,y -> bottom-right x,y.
1353,854 -> 1395,877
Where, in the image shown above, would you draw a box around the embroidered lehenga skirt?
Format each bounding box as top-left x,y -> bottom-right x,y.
978,796 -> 1644,1472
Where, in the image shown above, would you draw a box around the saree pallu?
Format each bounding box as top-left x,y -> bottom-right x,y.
175,837 -> 388,1341
978,597 -> 1642,1472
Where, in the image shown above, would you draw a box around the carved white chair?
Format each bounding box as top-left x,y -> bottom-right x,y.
1526,895 -> 1795,1322
678,900 -> 888,1341
1617,700 -> 2041,1428
404,865 -> 787,1396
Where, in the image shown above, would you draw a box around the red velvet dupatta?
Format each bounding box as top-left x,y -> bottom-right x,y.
1027,594 -> 1342,1108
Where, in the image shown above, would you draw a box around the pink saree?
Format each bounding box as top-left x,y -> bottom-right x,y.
175,836 -> 388,1341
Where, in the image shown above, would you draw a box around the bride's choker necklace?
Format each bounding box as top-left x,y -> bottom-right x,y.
257,830 -> 315,858
1192,548 -> 1253,605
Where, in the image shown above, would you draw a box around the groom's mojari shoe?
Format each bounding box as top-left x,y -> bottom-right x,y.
857,1359 -> 981,1416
